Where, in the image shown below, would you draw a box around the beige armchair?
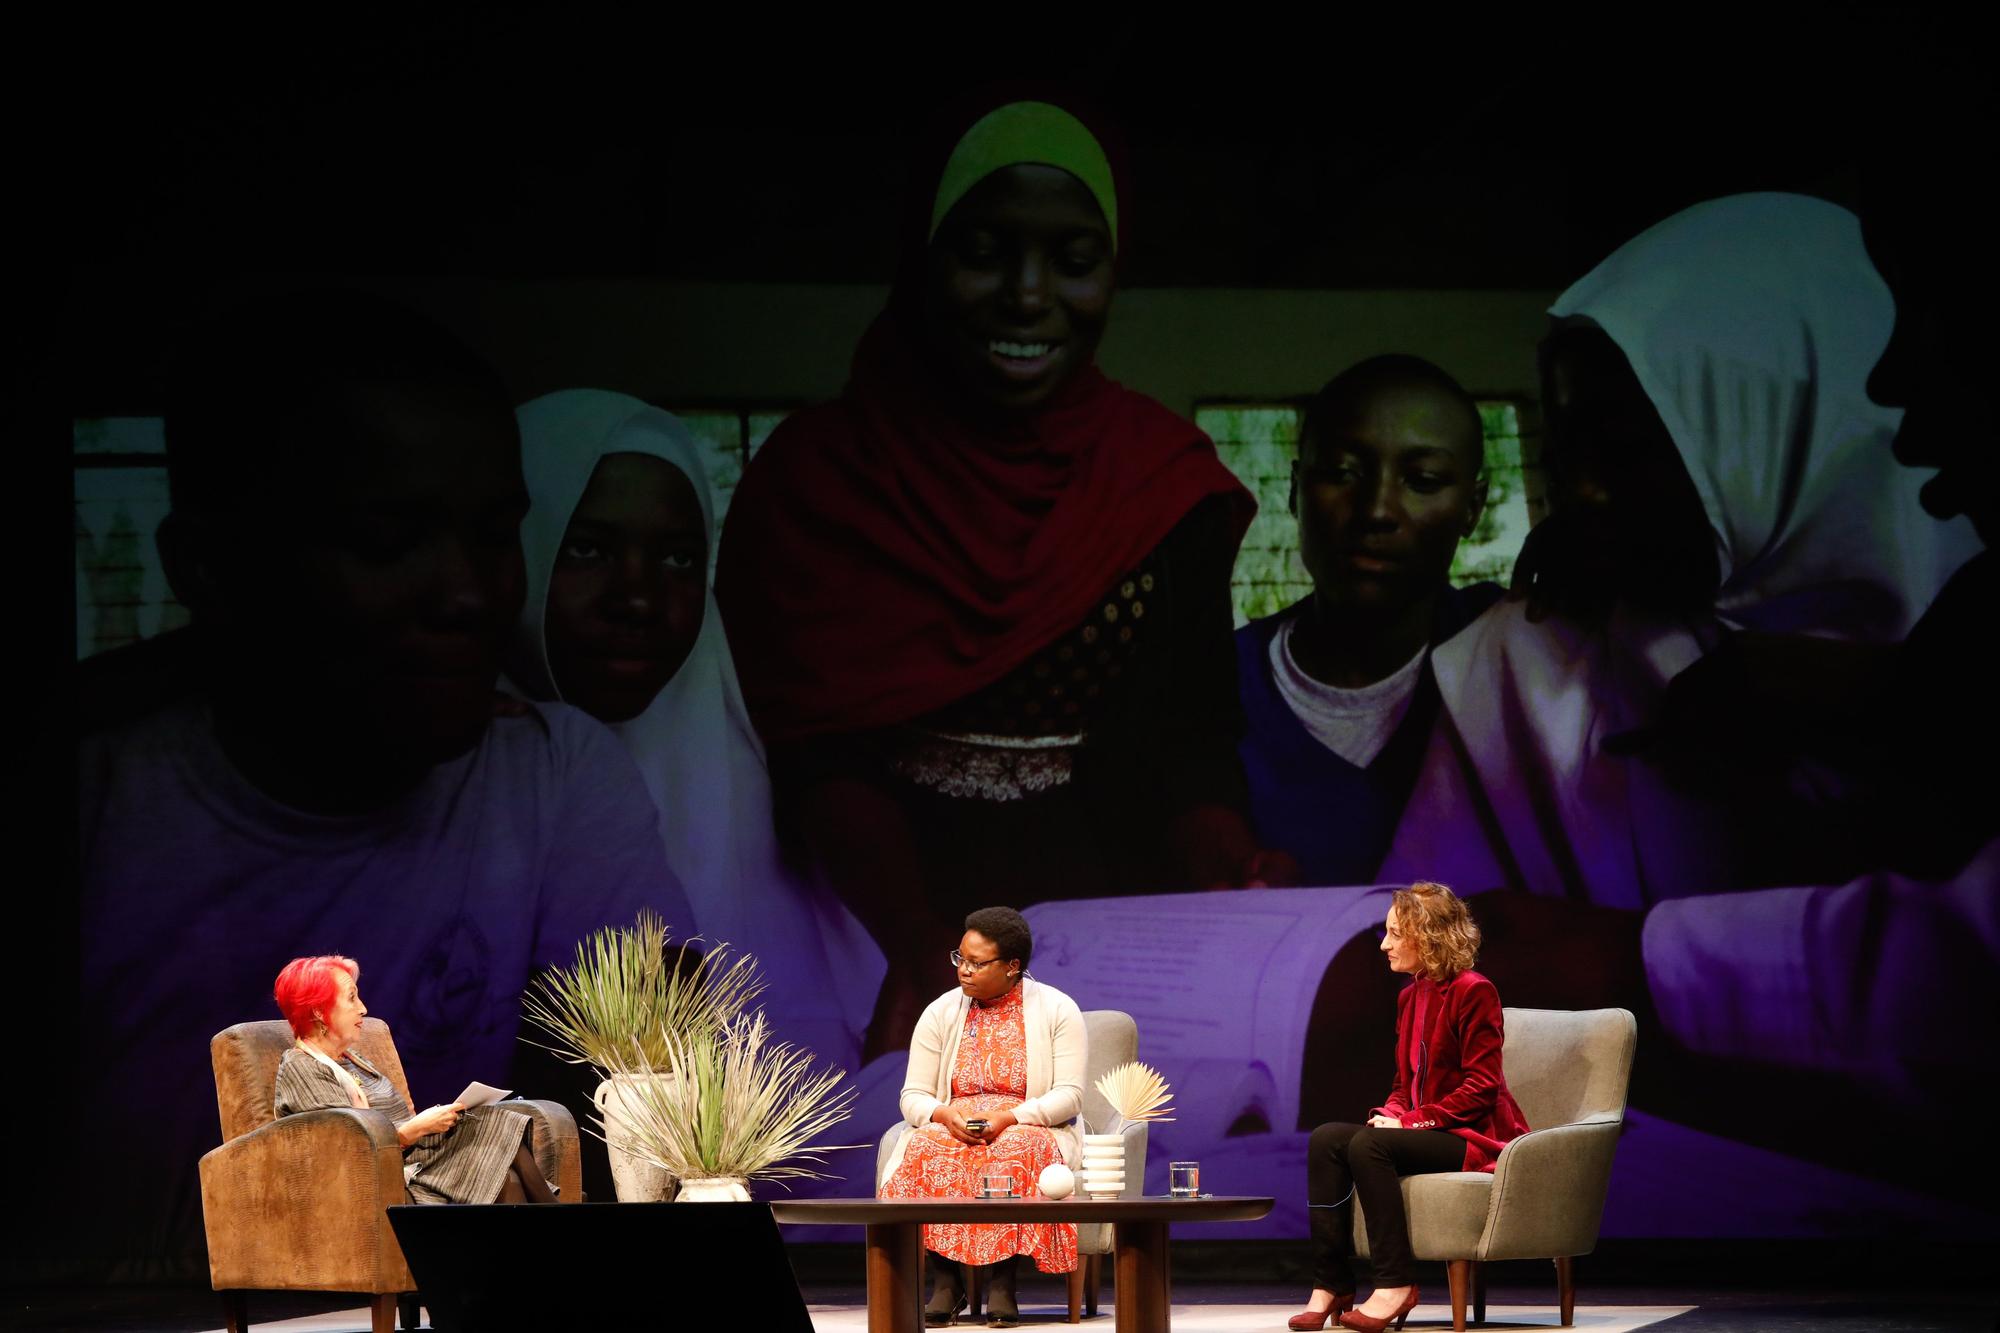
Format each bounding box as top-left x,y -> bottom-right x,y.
1353,1006 -> 1636,1332
199,1018 -> 582,1333
876,1008 -> 1144,1324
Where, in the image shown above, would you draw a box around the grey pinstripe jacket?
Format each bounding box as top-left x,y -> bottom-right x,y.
274,1047 -> 529,1205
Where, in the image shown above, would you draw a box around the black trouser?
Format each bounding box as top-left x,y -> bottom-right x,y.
1306,1122 -> 1466,1290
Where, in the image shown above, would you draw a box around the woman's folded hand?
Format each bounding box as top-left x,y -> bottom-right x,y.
930,1105 -> 985,1146
981,1109 -> 1019,1141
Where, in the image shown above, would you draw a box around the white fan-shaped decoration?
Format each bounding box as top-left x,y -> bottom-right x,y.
1094,1061 -> 1175,1125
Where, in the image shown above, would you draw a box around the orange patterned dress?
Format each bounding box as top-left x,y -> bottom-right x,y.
879,984 -> 1078,1272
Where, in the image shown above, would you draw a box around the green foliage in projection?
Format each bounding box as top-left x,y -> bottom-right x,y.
74,424 -> 188,660
675,410 -> 750,520
77,507 -> 146,653
1204,399 -> 1536,626
1450,402 -> 1530,587
746,412 -> 788,460
74,418 -> 113,453
667,408 -> 793,537
1200,404 -> 1313,627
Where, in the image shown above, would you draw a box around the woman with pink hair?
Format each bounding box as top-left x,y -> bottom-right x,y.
272,955 -> 557,1204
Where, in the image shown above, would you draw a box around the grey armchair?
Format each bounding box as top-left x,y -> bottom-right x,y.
1353,1007 -> 1636,1331
876,1008 -> 1144,1323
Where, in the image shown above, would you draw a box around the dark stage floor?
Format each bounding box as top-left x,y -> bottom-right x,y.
9,1279 -> 1996,1332
10,1243 -> 1998,1333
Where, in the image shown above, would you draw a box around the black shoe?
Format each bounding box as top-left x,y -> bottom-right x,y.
925,1253 -> 968,1326
985,1256 -> 1019,1328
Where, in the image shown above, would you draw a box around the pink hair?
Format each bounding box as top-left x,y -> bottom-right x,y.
273,955 -> 359,1039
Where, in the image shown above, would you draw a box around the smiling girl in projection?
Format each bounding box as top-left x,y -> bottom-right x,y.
716,93 -> 1294,1062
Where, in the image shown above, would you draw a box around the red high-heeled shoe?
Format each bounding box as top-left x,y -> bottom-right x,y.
1286,1293 -> 1356,1330
1336,1284 -> 1420,1332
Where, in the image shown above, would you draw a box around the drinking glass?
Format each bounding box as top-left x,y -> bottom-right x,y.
1169,1161 -> 1200,1198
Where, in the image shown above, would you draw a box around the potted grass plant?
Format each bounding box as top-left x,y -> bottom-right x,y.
522,909 -> 762,1201
591,1007 -> 862,1202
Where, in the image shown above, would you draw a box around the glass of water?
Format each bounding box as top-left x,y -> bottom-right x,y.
978,1170 -> 1017,1199
1169,1161 -> 1200,1198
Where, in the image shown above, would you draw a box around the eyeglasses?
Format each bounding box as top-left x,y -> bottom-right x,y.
950,950 -> 1004,971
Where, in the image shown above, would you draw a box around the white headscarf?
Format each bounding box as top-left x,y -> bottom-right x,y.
1386,194 -> 1978,906
1548,191 -> 1977,641
508,389 -> 882,1068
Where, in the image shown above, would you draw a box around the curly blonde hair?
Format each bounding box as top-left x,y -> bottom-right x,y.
1391,881 -> 1480,981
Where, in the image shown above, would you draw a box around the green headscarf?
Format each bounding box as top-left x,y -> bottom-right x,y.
928,100 -> 1119,250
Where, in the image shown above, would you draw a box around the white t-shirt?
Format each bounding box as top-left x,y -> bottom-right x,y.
77,695 -> 690,1266
1269,617 -> 1427,769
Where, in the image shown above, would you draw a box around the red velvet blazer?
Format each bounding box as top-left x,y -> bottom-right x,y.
1368,969 -> 1531,1172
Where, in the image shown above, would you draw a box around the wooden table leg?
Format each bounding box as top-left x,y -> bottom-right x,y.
1113,1218 -> 1171,1333
866,1221 -> 922,1333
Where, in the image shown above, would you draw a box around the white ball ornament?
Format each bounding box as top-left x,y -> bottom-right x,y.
1037,1163 -> 1076,1200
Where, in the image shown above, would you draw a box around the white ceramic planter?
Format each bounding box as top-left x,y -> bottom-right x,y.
593,1073 -> 678,1203
1080,1133 -> 1125,1198
675,1176 -> 752,1203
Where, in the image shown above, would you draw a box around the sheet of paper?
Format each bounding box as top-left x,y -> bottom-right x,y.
1022,886 -> 1390,1141
455,1080 -> 512,1109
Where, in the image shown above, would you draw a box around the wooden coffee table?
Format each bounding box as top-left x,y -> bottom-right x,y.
771,1195 -> 1272,1332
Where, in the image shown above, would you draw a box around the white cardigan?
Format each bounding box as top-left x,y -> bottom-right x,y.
884,977 -> 1087,1183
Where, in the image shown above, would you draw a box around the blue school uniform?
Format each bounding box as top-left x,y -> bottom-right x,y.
1235,584 -> 1501,885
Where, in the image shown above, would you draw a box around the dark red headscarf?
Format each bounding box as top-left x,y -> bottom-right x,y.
717,90 -> 1254,743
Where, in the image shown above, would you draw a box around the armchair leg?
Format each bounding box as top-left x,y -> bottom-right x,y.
1473,1260 -> 1487,1325
1446,1258 -> 1472,1333
1067,1265 -> 1083,1323
1091,1251 -> 1104,1316
398,1292 -> 423,1329
218,1290 -> 247,1333
1555,1256 -> 1575,1327
369,1293 -> 398,1333
969,1263 -> 985,1317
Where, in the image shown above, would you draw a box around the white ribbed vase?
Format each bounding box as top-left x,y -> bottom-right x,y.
1079,1132 -> 1125,1199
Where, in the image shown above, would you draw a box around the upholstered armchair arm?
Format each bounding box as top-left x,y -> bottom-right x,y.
1068,1118 -> 1149,1256
1478,1115 -> 1624,1261
198,1108 -> 412,1293
1116,1121 -> 1148,1198
876,1120 -> 911,1191
498,1098 -> 582,1201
